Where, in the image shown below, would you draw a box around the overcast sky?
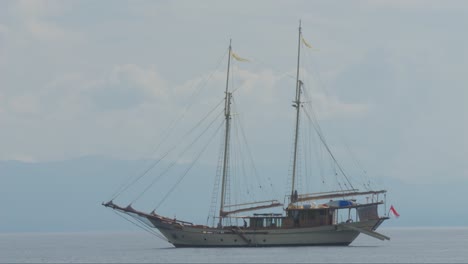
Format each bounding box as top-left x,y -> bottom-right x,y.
1,0 -> 467,189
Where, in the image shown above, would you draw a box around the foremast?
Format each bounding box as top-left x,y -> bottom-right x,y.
219,39 -> 233,227
291,21 -> 303,203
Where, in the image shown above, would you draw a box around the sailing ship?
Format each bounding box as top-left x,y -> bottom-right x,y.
103,22 -> 391,247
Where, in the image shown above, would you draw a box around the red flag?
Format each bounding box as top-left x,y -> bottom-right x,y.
389,205 -> 400,218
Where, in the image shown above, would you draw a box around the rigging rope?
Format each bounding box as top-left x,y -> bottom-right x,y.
207,121 -> 226,226
234,98 -> 280,201
302,106 -> 355,190
342,140 -> 372,190
108,50 -> 228,201
302,46 -> 374,191
131,109 -> 225,204
155,119 -> 225,210
111,210 -> 168,242
111,98 -> 225,201
300,79 -> 356,191
302,114 -> 311,193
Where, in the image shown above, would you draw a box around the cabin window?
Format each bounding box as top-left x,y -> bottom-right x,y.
249,216 -> 283,228
250,218 -> 264,228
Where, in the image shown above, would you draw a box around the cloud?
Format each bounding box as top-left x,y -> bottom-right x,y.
109,64 -> 167,99
307,92 -> 369,120
25,20 -> 67,41
0,63 -> 169,122
234,68 -> 281,97
0,59 -> 368,162
0,63 -> 173,161
5,154 -> 37,163
0,93 -> 4,114
7,94 -> 40,116
15,0 -> 72,19
7,1 -> 82,43
45,64 -> 169,114
0,0 -> 465,186
364,0 -> 467,9
0,24 -> 8,35
0,24 -> 8,66
189,65 -> 369,121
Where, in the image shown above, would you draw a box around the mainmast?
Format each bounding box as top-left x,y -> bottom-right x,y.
219,39 -> 233,227
291,21 -> 303,202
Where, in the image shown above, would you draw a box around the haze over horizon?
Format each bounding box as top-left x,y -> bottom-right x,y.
1,1 -> 467,232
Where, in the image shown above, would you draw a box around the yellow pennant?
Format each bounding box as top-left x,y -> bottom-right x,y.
301,36 -> 314,49
231,51 -> 250,62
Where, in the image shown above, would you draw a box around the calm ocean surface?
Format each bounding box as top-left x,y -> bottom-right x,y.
1,227 -> 467,263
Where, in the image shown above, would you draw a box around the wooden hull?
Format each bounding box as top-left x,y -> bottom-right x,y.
153,219 -> 382,247
103,201 -> 389,248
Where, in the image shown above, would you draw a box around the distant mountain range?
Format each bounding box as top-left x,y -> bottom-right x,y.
1,156 -> 466,233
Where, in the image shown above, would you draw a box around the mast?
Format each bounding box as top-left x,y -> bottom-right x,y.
219,39 -> 232,227
291,21 -> 302,202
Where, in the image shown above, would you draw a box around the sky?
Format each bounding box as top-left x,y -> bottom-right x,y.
1,0 -> 467,231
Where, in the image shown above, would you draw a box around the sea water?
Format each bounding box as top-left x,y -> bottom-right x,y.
1,227 -> 467,263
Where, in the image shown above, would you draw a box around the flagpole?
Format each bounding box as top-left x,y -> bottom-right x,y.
384,193 -> 387,216
388,205 -> 400,218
